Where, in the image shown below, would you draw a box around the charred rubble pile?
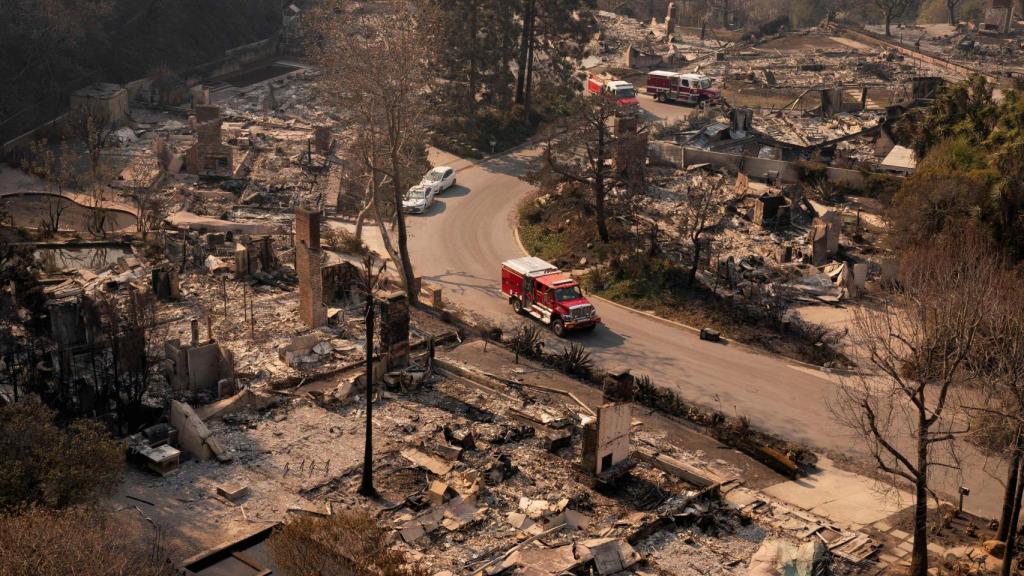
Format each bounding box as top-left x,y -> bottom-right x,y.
159,356 -> 878,575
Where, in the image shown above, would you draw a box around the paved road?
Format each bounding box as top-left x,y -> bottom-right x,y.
390,97 -> 1006,519
637,97 -> 699,126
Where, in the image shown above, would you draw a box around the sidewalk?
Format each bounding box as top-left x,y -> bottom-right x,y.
763,457 -> 911,531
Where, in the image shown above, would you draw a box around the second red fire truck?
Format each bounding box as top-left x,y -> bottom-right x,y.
645,70 -> 722,105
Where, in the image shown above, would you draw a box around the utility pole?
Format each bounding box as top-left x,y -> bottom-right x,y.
358,299 -> 378,497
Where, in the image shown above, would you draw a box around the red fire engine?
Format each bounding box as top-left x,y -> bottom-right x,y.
645,71 -> 722,105
501,257 -> 600,337
585,73 -> 640,114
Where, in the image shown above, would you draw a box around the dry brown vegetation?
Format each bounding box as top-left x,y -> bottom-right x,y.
0,505 -> 175,576
269,510 -> 428,576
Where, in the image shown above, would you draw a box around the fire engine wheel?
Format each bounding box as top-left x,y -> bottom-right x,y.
512,298 -> 524,314
655,93 -> 664,103
551,319 -> 566,337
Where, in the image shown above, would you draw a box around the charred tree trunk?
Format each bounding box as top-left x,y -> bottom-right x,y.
523,26 -> 535,121
593,182 -> 608,242
1003,455 -> 1024,576
521,0 -> 537,119
468,0 -> 479,112
910,407 -> 929,576
594,127 -> 609,243
391,151 -> 417,304
689,238 -> 702,286
498,2 -> 515,109
358,300 -> 377,498
514,0 -> 534,105
999,430 -> 1023,542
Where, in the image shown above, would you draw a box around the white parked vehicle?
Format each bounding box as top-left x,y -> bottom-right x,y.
420,166 -> 456,195
402,184 -> 437,214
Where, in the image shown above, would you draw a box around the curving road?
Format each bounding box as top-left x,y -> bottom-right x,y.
412,143 -> 852,450
397,100 -> 1004,519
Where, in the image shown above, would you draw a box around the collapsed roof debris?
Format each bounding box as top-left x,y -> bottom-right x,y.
111,342 -> 880,574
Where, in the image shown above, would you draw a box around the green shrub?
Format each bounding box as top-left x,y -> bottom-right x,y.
792,160 -> 829,186
0,397 -> 124,511
862,173 -> 903,202
432,106 -> 536,158
508,323 -> 544,360
522,201 -> 544,225
552,343 -> 593,377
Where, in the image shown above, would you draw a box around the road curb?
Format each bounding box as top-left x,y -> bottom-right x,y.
588,293 -> 860,377
512,217 -> 529,258
587,294 -> 701,335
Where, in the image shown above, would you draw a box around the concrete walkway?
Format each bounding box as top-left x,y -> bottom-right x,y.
763,457 -> 912,531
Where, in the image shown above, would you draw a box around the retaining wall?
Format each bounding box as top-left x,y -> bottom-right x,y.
650,142 -> 869,189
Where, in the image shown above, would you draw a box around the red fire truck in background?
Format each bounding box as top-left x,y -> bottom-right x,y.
585,73 -> 640,115
645,70 -> 722,105
501,257 -> 600,337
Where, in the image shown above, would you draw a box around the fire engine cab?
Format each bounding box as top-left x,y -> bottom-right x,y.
586,73 -> 640,115
501,257 -> 600,337
645,70 -> 722,105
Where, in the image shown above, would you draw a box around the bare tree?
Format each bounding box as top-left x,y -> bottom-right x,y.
352,181 -> 375,244
66,104 -> 116,183
84,289 -> 160,434
544,94 -> 634,243
66,107 -> 117,238
350,130 -> 406,273
874,0 -> 916,37
676,176 -> 725,286
312,1 -> 429,303
122,155 -> 163,240
832,231 -> 998,576
23,140 -> 78,237
969,276 -> 1024,576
